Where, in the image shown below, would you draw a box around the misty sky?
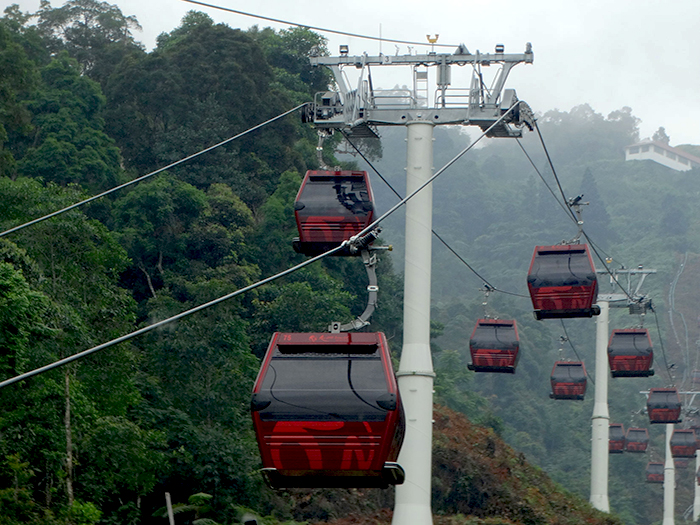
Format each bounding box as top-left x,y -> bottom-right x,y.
8,0 -> 700,145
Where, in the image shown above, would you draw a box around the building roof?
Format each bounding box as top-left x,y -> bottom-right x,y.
625,139 -> 700,164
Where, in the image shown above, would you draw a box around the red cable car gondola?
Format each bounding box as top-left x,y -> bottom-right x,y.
550,361 -> 587,400
670,429 -> 697,458
251,332 -> 405,488
608,328 -> 654,377
692,370 -> 700,385
625,427 -> 650,453
645,462 -> 664,483
647,388 -> 682,424
467,319 -> 520,374
609,423 -> 626,454
675,458 -> 690,469
292,170 -> 375,256
527,244 -> 600,320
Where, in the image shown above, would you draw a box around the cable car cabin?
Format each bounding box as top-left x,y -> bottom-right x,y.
670,429 -> 697,458
647,388 -> 682,424
251,332 -> 405,489
675,458 -> 690,469
527,244 -> 599,320
550,361 -> 587,400
292,170 -> 375,256
467,319 -> 520,373
609,424 -> 626,454
608,328 -> 654,377
692,370 -> 700,385
625,427 -> 650,453
645,462 -> 664,483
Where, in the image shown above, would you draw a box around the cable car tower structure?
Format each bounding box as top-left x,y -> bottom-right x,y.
306,41 -> 534,525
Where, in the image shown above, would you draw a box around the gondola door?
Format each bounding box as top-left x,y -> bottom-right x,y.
609,423 -> 625,454
647,388 -> 682,424
527,244 -> 599,320
670,429 -> 697,458
608,328 -> 654,377
292,170 -> 375,256
467,319 -> 520,373
251,332 -> 405,488
625,428 -> 649,453
550,361 -> 587,400
645,462 -> 664,483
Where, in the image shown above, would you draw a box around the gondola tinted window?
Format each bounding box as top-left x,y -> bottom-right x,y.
471,322 -> 519,349
527,244 -> 599,319
255,349 -> 390,421
552,363 -> 587,382
297,174 -> 372,218
528,247 -> 596,288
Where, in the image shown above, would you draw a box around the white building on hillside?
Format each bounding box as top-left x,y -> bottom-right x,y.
625,139 -> 700,171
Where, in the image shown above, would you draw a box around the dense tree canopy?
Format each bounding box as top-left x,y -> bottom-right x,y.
1,2 -> 697,525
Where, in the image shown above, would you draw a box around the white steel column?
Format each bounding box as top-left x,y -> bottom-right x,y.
664,423 -> 675,525
590,301 -> 610,511
694,453 -> 700,521
393,121 -> 435,525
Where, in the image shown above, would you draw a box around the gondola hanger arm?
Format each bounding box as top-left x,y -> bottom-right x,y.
330,248 -> 385,333
564,195 -> 589,244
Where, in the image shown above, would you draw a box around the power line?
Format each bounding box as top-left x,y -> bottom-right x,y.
0,242 -> 345,390
181,0 -> 458,49
0,104 -> 307,239
342,131 -> 528,299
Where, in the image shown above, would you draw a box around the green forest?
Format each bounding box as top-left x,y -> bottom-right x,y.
1,1 -> 699,524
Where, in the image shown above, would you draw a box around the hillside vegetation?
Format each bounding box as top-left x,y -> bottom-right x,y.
1,2 -> 697,524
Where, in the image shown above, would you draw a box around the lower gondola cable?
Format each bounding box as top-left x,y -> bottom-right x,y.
0,242 -> 346,389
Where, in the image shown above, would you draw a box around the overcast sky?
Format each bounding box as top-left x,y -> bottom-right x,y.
8,0 -> 700,145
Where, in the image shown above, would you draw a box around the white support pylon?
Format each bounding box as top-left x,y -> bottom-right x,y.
590,301 -> 610,511
664,423 -> 675,525
393,121 -> 435,525
694,453 -> 700,521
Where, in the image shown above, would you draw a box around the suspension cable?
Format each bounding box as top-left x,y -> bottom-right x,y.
516,138 -> 572,220
0,104 -> 307,239
350,103 -> 522,243
181,0 -> 458,48
653,306 -> 676,386
524,123 -> 637,304
0,242 -> 345,389
533,120 -> 577,223
559,319 -> 595,386
342,130 -> 528,299
1,103 -> 521,389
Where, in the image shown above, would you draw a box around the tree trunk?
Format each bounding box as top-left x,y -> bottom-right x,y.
139,263 -> 157,299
